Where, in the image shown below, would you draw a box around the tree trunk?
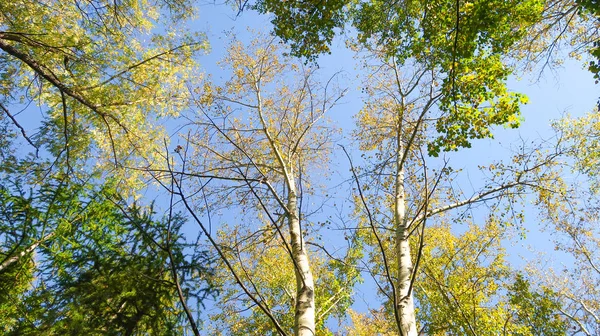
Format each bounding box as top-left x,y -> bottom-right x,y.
395,130 -> 417,336
288,184 -> 316,336
255,85 -> 316,335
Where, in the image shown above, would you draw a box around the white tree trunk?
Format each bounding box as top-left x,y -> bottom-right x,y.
288,185 -> 316,336
256,86 -> 316,335
395,133 -> 417,336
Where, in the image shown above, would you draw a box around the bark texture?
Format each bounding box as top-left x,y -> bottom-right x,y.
395,117 -> 417,336
288,185 -> 316,336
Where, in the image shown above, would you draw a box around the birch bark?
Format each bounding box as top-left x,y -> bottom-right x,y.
394,111 -> 417,336
288,183 -> 316,336
257,87 -> 316,336
394,172 -> 417,335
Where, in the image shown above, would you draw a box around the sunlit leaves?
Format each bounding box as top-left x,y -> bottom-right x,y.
0,0 -> 207,191
508,274 -> 568,335
257,0 -> 546,155
556,110 -> 600,181
253,0 -> 348,59
414,222 -> 507,333
430,54 -> 528,156
0,178 -> 215,334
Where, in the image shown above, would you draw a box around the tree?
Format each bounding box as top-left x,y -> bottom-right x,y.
1,3 -> 220,331
416,222 -> 568,335
520,110 -> 600,335
0,0 -> 207,189
161,34 -> 356,335
414,222 -> 513,335
0,174 -> 215,335
344,26 -> 556,331
508,274 -> 568,336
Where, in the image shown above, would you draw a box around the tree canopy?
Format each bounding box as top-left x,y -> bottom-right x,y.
2,0 -> 600,335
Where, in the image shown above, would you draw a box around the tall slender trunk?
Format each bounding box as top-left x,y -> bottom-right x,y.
395,113 -> 417,336
288,181 -> 316,336
256,86 -> 315,335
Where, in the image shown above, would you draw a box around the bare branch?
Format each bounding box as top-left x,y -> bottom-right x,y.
0,232 -> 54,273
340,144 -> 403,334
164,153 -> 289,336
0,102 -> 39,156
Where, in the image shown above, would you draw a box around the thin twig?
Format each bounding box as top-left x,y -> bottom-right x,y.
339,144 -> 403,335
0,102 -> 39,156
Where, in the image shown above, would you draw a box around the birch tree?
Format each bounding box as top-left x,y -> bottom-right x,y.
169,35 -> 352,335
347,37 -> 543,332
337,0 -> 581,325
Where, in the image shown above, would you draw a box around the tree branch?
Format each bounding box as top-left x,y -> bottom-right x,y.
0,232 -> 54,273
